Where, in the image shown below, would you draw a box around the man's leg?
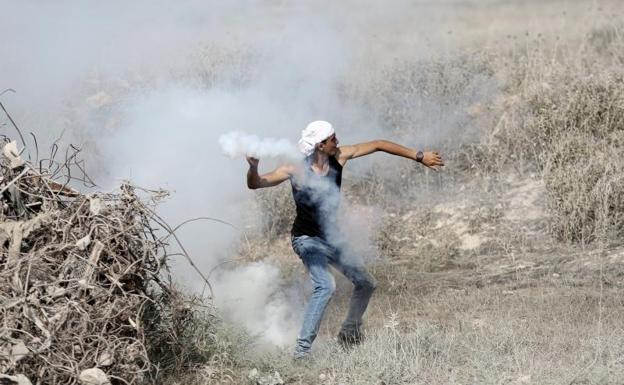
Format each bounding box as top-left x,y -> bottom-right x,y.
329,249 -> 377,344
291,236 -> 336,358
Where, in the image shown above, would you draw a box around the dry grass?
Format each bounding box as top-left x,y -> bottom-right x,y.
249,286 -> 624,385
236,5 -> 624,385
493,39 -> 624,244
227,236 -> 624,384
238,169 -> 624,383
6,2 -> 624,384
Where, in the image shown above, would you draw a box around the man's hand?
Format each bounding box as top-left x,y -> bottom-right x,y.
419,151 -> 444,170
246,156 -> 259,168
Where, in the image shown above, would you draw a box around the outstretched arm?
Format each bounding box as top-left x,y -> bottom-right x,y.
338,140 -> 444,169
246,156 -> 295,189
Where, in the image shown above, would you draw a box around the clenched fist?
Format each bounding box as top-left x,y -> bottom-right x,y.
246,156 -> 259,168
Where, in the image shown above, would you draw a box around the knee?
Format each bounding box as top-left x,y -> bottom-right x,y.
368,278 -> 378,292
314,278 -> 336,299
358,276 -> 377,293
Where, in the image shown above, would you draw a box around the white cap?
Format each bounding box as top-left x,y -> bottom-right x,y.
297,120 -> 335,156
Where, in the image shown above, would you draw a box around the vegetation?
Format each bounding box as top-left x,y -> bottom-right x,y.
3,2 -> 624,385
240,6 -> 624,385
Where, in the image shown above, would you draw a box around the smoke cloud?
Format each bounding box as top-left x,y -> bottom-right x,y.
1,0 -> 500,347
212,262 -> 303,348
219,131 -> 302,160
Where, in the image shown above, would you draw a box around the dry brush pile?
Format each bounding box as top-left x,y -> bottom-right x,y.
0,137 -> 221,385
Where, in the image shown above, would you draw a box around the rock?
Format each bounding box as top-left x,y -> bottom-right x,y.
78,368 -> 111,385
88,197 -> 103,215
10,341 -> 29,363
96,351 -> 114,367
75,234 -> 91,250
248,368 -> 259,381
271,372 -> 284,385
3,141 -> 25,169
0,374 -> 32,385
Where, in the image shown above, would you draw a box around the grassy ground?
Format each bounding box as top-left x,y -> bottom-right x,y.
235,177 -> 624,385
165,1 -> 624,384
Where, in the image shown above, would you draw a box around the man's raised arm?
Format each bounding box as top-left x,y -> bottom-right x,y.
338,140 -> 444,169
246,156 -> 294,189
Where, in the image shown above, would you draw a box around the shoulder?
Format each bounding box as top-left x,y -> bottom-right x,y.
337,145 -> 355,156
336,145 -> 356,166
337,141 -> 382,164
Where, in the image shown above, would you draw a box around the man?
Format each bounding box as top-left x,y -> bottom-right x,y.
246,120 -> 444,359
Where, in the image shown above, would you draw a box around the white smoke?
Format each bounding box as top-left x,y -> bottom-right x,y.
1,0 -> 499,351
212,262 -> 302,347
218,131 -> 302,160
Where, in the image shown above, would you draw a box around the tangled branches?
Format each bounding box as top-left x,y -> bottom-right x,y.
0,137 -> 217,385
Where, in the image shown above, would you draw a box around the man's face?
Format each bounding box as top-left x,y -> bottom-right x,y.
318,134 -> 339,156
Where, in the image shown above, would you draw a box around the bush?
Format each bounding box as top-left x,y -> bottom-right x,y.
497,58 -> 624,243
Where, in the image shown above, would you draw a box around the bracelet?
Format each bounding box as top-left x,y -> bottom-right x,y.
416,151 -> 424,163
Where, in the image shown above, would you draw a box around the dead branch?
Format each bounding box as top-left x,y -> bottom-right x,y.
1,137 -> 217,384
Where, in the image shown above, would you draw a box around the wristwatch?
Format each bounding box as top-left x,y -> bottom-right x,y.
416,151 -> 424,163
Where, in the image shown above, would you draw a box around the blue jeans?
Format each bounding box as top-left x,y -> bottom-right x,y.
291,235 -> 377,356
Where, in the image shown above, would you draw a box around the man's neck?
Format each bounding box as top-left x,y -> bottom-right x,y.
312,151 -> 329,165
310,151 -> 330,175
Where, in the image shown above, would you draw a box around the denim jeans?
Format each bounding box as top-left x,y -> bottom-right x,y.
291,235 -> 377,357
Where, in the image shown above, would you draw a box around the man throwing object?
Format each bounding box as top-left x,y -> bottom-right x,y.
246,120 -> 444,359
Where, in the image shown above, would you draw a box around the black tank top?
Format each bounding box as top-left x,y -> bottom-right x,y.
290,156 -> 343,239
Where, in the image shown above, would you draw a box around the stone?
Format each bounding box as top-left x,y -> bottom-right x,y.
10,341 -> 29,363
0,374 -> 33,385
75,234 -> 91,250
3,141 -> 25,169
78,368 -> 111,385
96,351 -> 114,367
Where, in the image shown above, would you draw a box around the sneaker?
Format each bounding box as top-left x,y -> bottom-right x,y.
337,329 -> 364,349
293,350 -> 310,361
